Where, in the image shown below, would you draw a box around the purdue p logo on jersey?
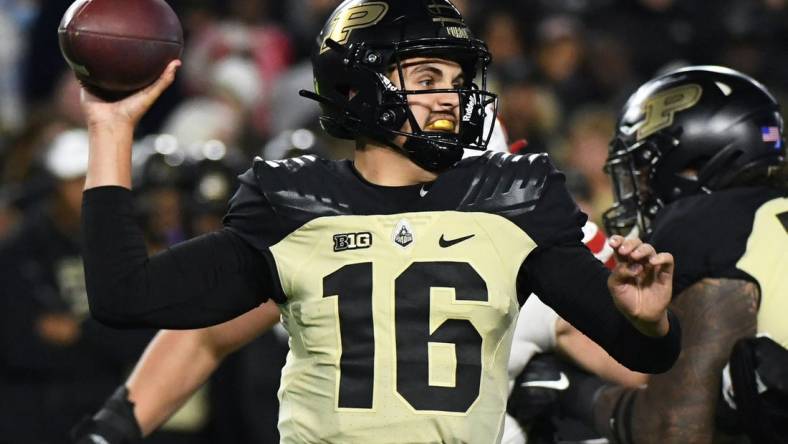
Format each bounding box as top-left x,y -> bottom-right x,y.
320,1 -> 389,54
392,219 -> 414,248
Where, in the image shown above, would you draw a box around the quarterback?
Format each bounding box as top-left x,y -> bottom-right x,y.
77,1 -> 680,443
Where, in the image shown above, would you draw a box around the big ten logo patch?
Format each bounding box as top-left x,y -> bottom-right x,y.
334,232 -> 373,252
320,1 -> 389,54
638,84 -> 702,141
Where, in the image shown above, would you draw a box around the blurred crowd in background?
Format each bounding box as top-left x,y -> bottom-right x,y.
0,0 -> 786,443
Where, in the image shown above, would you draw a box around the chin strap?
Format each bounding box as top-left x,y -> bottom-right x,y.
299,89 -> 364,128
401,137 -> 463,172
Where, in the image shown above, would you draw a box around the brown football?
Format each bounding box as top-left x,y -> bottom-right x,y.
58,0 -> 183,101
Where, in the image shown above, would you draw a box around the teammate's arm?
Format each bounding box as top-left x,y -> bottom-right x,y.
591,278 -> 758,443
72,302 -> 281,443
129,301 -> 281,435
555,318 -> 648,387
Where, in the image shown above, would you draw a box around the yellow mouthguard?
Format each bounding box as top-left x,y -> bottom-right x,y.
425,119 -> 455,132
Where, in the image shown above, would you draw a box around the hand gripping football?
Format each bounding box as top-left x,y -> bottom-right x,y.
58,0 -> 183,101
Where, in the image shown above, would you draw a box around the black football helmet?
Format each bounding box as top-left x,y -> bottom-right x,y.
301,0 -> 497,172
603,66 -> 785,236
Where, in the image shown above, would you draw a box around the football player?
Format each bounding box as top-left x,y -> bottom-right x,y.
76,1 -> 680,443
71,117 -> 511,443
72,119 -> 642,444
572,66 -> 788,444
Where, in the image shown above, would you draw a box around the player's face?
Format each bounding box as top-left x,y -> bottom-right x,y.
389,57 -> 463,147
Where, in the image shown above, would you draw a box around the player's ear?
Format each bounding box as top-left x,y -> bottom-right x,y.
387,65 -> 402,88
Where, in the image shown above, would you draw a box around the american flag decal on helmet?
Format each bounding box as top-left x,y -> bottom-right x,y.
762,126 -> 781,148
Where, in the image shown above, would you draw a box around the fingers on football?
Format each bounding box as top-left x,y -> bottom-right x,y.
144,60 -> 181,100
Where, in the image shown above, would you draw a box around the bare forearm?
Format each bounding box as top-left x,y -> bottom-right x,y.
125,303 -> 280,436
81,60 -> 180,190
592,278 -> 759,443
555,318 -> 648,388
84,122 -> 135,190
126,330 -> 221,436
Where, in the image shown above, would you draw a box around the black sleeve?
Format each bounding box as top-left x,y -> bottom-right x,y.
82,186 -> 271,329
519,244 -> 681,373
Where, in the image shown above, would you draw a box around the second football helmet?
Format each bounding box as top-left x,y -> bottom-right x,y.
302,0 -> 497,172
603,65 -> 785,236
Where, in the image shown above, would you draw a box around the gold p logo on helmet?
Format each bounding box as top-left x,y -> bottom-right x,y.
637,84 -> 703,141
320,2 -> 389,54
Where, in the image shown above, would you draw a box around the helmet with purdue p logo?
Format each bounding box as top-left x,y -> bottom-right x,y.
301,0 -> 497,172
603,66 -> 785,236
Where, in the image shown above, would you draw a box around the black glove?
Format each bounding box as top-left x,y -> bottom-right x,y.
719,336 -> 788,444
508,353 -> 567,424
71,386 -> 143,444
508,353 -> 608,443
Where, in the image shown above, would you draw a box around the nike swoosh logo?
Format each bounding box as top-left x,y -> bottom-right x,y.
419,185 -> 430,197
439,234 -> 475,248
520,372 -> 569,390
89,434 -> 111,444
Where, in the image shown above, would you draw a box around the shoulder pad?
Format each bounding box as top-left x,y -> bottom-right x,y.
248,155 -> 352,218
650,188 -> 775,294
458,151 -> 555,216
